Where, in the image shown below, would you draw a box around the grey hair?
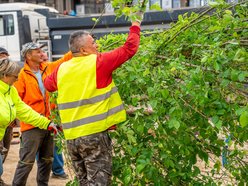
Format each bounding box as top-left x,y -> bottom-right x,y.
0,58 -> 22,79
69,30 -> 90,53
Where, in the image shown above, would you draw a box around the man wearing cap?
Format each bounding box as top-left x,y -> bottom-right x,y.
12,42 -> 72,186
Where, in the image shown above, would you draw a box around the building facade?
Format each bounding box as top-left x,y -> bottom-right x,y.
0,0 -> 238,15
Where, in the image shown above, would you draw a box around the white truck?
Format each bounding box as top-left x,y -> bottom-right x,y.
0,3 -> 59,62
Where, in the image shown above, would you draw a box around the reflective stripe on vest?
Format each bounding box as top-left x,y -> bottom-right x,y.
58,86 -> 118,110
57,54 -> 126,140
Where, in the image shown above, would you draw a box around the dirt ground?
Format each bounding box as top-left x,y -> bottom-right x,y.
2,130 -> 71,186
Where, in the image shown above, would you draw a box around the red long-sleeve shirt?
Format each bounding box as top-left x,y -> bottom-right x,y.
44,25 -> 140,91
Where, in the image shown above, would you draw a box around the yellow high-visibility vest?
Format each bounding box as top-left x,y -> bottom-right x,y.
57,54 -> 126,140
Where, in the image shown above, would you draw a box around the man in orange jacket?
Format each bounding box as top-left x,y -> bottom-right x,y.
12,42 -> 72,186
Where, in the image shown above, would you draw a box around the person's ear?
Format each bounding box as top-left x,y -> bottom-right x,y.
79,47 -> 88,55
26,52 -> 31,60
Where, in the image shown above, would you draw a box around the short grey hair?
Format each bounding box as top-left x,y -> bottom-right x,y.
0,58 -> 22,79
69,30 -> 90,53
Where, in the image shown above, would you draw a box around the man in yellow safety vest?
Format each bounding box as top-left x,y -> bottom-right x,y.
44,13 -> 143,185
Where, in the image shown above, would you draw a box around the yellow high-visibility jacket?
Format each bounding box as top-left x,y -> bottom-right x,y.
0,80 -> 50,140
57,54 -> 126,140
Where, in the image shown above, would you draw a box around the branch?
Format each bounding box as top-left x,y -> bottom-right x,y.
228,84 -> 248,99
156,55 -> 248,85
221,40 -> 248,47
158,0 -> 248,48
178,97 -> 213,126
140,0 -> 148,9
160,6 -> 215,47
102,40 -> 121,50
90,3 -> 111,34
205,26 -> 248,36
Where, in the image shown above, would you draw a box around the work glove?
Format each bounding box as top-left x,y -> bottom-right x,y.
130,10 -> 144,24
47,122 -> 62,135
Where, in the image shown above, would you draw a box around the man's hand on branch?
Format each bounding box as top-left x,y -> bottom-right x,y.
130,10 -> 144,25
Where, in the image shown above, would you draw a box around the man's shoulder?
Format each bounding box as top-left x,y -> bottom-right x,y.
18,67 -> 30,78
41,61 -> 50,68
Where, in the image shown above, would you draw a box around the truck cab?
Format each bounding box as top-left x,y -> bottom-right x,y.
0,3 -> 58,62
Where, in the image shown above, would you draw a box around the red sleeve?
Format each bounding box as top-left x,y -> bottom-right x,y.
96,25 -> 140,89
44,65 -> 59,92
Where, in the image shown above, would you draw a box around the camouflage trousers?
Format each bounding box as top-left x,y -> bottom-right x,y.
67,131 -> 112,186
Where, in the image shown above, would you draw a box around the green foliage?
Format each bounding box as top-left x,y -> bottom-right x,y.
111,0 -> 148,21
150,3 -> 162,11
50,92 -> 64,154
51,0 -> 247,185
97,1 -> 248,185
65,177 -> 79,186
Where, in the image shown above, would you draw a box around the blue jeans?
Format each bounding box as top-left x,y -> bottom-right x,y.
0,154 -> 3,176
52,145 -> 65,175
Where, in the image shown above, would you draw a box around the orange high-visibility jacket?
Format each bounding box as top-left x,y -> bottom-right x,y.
14,52 -> 72,132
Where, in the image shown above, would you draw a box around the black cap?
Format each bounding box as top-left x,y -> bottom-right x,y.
0,47 -> 9,55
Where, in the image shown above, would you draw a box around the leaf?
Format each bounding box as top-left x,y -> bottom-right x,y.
164,159 -> 175,168
124,172 -> 132,185
214,160 -> 221,173
239,111 -> 248,128
223,14 -> 233,22
208,1 -> 219,7
238,72 -> 245,82
214,61 -> 220,71
212,116 -> 219,124
192,166 -> 200,176
215,120 -> 222,130
125,65 -> 134,72
122,7 -> 131,15
127,134 -> 137,145
136,164 -> 146,173
220,79 -> 230,87
233,49 -> 244,62
150,3 -> 162,11
178,15 -> 183,21
201,56 -> 208,63
235,107 -> 247,115
161,89 -> 169,99
168,118 -> 180,129
143,68 -> 150,76
231,70 -> 239,81
136,125 -> 144,134
198,150 -> 208,163
225,10 -> 233,15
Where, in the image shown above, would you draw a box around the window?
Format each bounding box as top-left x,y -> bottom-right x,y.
0,17 -> 4,35
172,0 -> 181,8
0,15 -> 14,36
76,0 -> 106,14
